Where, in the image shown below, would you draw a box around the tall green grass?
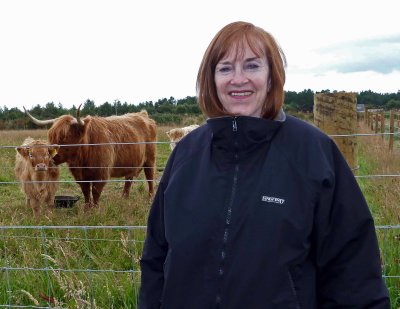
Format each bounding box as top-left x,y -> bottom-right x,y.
356,122 -> 400,307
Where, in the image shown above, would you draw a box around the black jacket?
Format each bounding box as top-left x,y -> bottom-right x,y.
139,115 -> 390,309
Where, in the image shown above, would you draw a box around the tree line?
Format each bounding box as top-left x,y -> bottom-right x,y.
1,89 -> 400,130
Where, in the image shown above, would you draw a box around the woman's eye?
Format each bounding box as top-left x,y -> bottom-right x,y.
245,63 -> 260,70
217,66 -> 233,74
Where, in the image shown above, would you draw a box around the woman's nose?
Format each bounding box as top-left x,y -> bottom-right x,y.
230,68 -> 248,85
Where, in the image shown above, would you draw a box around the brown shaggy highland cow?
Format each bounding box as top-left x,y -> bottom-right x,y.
24,105 -> 157,208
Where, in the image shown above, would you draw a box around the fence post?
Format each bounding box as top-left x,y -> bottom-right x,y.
370,113 -> 374,131
380,110 -> 385,140
368,109 -> 372,127
389,110 -> 394,151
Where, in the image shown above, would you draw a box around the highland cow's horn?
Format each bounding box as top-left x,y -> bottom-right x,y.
76,104 -> 85,126
23,106 -> 56,126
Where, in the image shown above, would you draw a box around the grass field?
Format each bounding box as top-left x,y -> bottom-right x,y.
0,126 -> 175,308
0,118 -> 399,308
356,122 -> 400,307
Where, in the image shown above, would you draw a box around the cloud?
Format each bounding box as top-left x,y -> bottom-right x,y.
314,34 -> 400,74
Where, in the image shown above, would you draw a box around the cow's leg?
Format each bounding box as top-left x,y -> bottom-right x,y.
45,195 -> 55,213
144,167 -> 155,197
30,199 -> 40,217
122,177 -> 133,198
78,181 -> 92,208
26,197 -> 39,216
144,165 -> 155,197
92,181 -> 106,206
144,144 -> 156,197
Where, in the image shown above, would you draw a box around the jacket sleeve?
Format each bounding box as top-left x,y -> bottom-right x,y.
139,150 -> 175,309
314,140 -> 390,308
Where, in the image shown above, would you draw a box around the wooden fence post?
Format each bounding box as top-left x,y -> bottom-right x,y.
389,110 -> 394,151
370,113 -> 374,131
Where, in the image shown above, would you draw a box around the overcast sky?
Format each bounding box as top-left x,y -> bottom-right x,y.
0,0 -> 399,110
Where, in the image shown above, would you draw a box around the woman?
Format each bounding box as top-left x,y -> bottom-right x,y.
139,21 -> 390,308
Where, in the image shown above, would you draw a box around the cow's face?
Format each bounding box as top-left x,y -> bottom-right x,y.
17,142 -> 59,172
166,129 -> 185,143
48,116 -> 86,165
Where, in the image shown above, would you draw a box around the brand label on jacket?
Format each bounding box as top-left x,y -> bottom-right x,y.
261,196 -> 285,204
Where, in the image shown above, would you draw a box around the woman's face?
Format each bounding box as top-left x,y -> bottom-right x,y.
214,44 -> 270,118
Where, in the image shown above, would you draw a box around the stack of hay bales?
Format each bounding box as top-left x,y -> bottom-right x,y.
314,92 -> 358,171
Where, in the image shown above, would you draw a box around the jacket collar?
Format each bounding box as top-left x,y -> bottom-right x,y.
206,113 -> 283,157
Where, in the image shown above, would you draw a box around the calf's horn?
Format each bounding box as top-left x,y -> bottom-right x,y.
23,106 -> 55,126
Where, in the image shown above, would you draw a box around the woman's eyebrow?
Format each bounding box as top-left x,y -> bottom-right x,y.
217,60 -> 232,65
218,57 -> 261,65
245,57 -> 261,62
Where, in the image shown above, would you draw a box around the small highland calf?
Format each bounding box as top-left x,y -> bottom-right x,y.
15,138 -> 60,215
166,124 -> 200,150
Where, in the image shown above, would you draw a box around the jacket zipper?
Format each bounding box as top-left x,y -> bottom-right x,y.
216,117 -> 239,306
232,117 -> 238,132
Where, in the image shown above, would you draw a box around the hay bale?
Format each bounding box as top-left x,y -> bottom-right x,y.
314,92 -> 358,171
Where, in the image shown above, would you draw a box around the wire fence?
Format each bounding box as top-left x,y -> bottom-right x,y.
2,133 -> 400,186
0,226 -> 146,308
0,225 -> 398,308
1,130 -> 400,307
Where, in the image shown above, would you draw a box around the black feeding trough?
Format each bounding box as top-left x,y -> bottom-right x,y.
54,195 -> 80,208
